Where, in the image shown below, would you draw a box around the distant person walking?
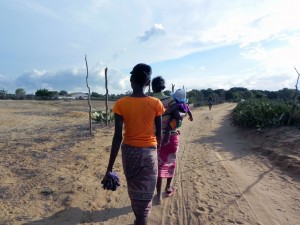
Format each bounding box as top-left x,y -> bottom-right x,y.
208,96 -> 213,110
102,64 -> 165,225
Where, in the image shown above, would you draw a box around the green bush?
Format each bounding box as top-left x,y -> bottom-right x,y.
232,99 -> 293,128
92,110 -> 115,124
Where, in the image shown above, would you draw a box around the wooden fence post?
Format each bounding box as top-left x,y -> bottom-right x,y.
288,67 -> 300,126
105,67 -> 108,126
85,55 -> 92,135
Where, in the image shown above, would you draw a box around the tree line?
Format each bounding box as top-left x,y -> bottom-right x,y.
186,87 -> 300,107
0,87 -> 299,104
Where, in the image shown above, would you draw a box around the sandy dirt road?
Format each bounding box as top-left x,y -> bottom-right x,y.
103,103 -> 300,225
1,101 -> 299,225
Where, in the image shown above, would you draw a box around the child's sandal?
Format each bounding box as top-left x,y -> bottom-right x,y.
165,187 -> 176,197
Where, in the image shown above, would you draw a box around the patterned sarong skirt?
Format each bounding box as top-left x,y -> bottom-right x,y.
121,144 -> 158,217
158,133 -> 179,178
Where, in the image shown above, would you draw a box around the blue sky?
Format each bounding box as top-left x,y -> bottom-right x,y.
0,0 -> 299,94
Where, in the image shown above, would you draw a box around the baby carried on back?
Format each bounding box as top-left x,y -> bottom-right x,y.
163,89 -> 193,145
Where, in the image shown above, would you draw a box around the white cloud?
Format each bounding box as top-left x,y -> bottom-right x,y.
197,0 -> 300,48
8,66 -> 132,94
242,34 -> 300,75
31,69 -> 47,77
138,23 -> 165,42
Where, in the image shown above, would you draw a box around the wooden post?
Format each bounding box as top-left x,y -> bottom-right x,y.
105,67 -> 108,126
172,84 -> 175,93
288,67 -> 300,125
85,55 -> 92,135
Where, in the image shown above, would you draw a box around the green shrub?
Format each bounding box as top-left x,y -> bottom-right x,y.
92,110 -> 115,123
232,99 -> 292,128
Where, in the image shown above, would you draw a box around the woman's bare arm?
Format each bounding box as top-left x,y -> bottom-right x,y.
155,115 -> 162,149
105,113 -> 123,173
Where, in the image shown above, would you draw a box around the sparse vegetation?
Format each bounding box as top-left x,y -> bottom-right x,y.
232,99 -> 300,128
91,110 -> 115,124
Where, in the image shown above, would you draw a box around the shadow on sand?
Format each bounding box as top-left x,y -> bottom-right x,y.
22,205 -> 132,225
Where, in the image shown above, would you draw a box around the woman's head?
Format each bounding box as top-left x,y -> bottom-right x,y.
151,76 -> 166,93
130,63 -> 152,87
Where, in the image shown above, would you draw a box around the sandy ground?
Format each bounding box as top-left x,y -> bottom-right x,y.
0,100 -> 299,225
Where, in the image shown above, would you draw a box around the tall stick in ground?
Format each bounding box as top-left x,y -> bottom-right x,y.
172,84 -> 175,93
105,67 -> 108,126
288,66 -> 300,126
85,55 -> 92,135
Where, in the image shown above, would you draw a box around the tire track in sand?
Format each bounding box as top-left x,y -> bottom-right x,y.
105,103 -> 300,225
150,103 -> 259,225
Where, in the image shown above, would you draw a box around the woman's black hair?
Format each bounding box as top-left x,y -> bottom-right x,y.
130,63 -> 152,86
151,76 -> 166,92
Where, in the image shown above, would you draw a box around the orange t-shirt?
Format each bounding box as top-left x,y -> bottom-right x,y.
112,96 -> 165,147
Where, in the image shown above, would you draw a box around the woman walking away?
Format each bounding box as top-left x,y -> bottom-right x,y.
152,76 -> 191,204
102,64 -> 165,225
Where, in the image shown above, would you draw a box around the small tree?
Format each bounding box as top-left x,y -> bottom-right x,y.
277,88 -> 294,101
243,90 -> 254,99
15,88 -> 26,99
187,89 -> 204,104
59,90 -> 68,96
225,90 -> 234,101
0,89 -> 7,99
35,89 -> 54,100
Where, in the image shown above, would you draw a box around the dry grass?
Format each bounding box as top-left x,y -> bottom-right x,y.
0,100 -> 299,225
0,100 -> 116,224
